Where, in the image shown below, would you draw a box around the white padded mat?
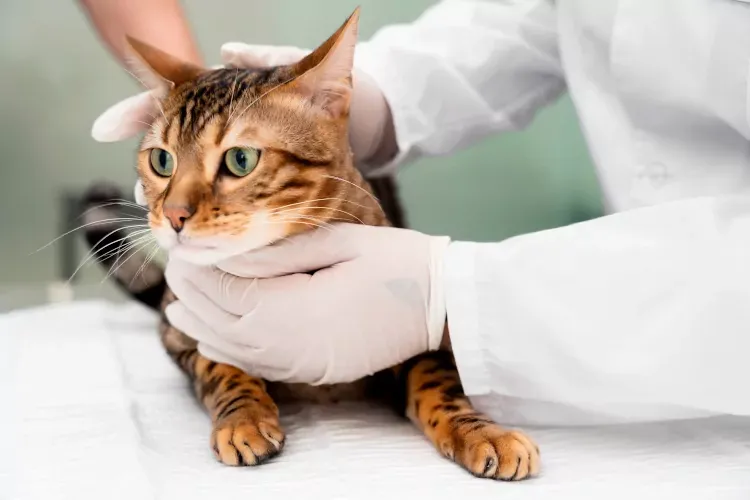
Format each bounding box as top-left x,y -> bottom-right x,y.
1,301 -> 749,499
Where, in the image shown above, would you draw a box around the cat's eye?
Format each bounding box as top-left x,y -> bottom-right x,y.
224,147 -> 260,177
149,148 -> 174,177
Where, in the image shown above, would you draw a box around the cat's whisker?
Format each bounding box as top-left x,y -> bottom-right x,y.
270,206 -> 365,225
277,214 -> 335,228
267,197 -> 371,213
95,228 -> 154,261
278,214 -> 360,229
66,228 -> 153,283
131,242 -> 162,286
109,198 -> 150,211
78,201 -> 148,217
323,175 -> 384,211
267,217 -> 335,233
84,237 -> 150,277
103,234 -> 158,284
279,210 -> 344,225
272,210 -> 336,225
136,244 -> 161,285
77,202 -> 148,222
33,218 -> 149,254
68,228 -> 150,283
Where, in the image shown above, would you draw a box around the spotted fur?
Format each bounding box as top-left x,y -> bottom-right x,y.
82,9 -> 539,479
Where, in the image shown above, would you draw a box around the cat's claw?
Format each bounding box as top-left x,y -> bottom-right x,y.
210,418 -> 285,466
441,426 -> 540,480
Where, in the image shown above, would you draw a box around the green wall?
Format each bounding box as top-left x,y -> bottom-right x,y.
0,0 -> 602,284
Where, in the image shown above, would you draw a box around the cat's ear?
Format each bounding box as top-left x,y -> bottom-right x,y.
289,7 -> 360,119
124,36 -> 204,92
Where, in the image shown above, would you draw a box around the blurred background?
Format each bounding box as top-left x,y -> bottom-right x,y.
0,0 -> 602,308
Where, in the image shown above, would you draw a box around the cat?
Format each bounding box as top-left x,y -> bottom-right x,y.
82,8 -> 540,481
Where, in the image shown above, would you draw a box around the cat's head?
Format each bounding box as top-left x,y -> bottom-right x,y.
124,9 -> 374,264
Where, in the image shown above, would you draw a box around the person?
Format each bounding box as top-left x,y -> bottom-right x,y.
79,0 -> 202,72
90,0 -> 750,426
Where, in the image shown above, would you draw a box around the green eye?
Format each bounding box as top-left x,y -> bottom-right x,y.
224,147 -> 260,177
149,148 -> 174,177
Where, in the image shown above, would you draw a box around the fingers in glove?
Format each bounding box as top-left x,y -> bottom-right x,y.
196,343 -> 248,371
182,261 -> 315,318
165,301 -> 226,346
164,260 -> 241,326
217,223 -> 363,278
198,343 -> 294,383
91,90 -> 159,142
220,43 -> 310,68
166,258 -> 311,319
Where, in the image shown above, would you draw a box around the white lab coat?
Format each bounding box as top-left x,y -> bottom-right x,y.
355,0 -> 750,425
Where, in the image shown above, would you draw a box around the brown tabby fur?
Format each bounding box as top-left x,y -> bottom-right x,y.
83,9 -> 539,480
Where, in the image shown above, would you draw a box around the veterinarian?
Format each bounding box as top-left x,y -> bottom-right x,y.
88,0 -> 750,425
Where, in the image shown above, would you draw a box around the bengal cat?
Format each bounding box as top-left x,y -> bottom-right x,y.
82,9 -> 540,481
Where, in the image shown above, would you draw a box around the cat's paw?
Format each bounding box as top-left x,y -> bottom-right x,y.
439,421 -> 540,480
210,415 -> 285,466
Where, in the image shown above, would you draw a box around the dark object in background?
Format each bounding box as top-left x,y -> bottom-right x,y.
368,175 -> 407,229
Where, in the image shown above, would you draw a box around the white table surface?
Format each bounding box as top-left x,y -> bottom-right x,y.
2,300 -> 749,499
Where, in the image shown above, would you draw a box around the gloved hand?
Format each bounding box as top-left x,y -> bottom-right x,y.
163,223 -> 451,385
92,42 -> 396,168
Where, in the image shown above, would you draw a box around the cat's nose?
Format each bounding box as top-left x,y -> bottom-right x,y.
163,204 -> 196,233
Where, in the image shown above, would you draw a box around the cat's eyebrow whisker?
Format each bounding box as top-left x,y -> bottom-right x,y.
122,65 -> 168,123
267,197 -> 371,213
270,206 -> 365,225
229,74 -> 299,126
322,175 -> 384,212
134,120 -> 163,136
224,68 -> 242,129
32,218 -> 149,254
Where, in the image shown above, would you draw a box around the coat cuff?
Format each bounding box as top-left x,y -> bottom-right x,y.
442,241 -> 492,396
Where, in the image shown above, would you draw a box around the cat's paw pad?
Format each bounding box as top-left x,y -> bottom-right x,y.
442,423 -> 540,480
210,417 -> 285,466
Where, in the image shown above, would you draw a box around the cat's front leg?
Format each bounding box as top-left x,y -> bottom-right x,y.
396,351 -> 540,480
161,318 -> 285,466
196,358 -> 285,466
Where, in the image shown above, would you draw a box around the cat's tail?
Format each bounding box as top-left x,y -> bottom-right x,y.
80,182 -> 166,311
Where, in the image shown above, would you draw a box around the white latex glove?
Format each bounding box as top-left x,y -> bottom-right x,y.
164,224 -> 451,385
91,43 -> 395,204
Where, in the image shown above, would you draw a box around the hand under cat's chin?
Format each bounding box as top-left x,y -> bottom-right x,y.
168,244 -> 233,266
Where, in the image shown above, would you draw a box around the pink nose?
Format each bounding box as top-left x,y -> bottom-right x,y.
163,204 -> 195,232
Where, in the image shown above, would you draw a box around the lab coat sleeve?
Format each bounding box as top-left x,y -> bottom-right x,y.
444,195 -> 750,425
354,0 -> 564,175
